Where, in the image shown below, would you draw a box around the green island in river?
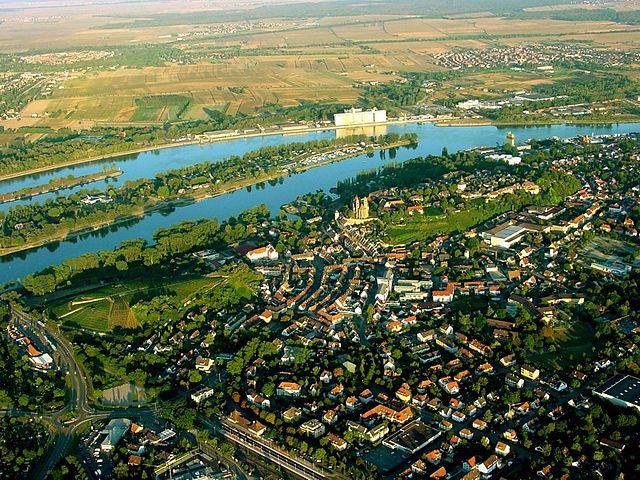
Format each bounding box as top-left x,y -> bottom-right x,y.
0,168 -> 123,204
0,133 -> 417,257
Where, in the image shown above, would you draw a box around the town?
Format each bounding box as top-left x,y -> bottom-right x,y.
6,130 -> 638,480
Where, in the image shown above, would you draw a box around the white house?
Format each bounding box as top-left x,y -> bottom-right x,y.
247,244 -> 279,263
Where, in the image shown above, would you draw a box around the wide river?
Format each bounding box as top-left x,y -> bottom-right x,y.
1,122 -> 639,284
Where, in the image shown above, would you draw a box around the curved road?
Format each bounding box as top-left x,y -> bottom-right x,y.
8,307 -> 152,480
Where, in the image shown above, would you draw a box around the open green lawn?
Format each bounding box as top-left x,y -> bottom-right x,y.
387,206 -> 507,244
48,275 -> 219,332
530,320 -> 595,370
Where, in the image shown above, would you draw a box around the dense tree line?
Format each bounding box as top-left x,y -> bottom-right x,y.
22,205 -> 270,295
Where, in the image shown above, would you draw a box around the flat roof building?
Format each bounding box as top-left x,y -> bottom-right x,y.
334,108 -> 387,127
100,418 -> 131,452
382,420 -> 441,454
594,374 -> 640,411
482,221 -> 539,249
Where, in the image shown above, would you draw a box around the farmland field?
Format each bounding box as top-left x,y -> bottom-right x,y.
4,1 -> 640,132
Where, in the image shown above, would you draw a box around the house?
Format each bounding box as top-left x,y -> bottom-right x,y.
537,465 -> 552,477
328,433 -> 348,451
463,456 -> 477,471
417,380 -> 433,393
426,449 -> 442,465
599,438 -> 626,453
259,310 -> 273,323
495,441 -> 511,456
439,420 -> 453,431
368,423 -> 389,442
418,330 -> 436,342
500,354 -> 517,367
247,391 -> 271,409
329,384 -> 344,399
359,389 -> 374,403
299,419 -> 325,438
430,466 -> 447,479
412,459 -> 427,474
396,384 -> 412,403
320,370 -> 333,383
439,323 -> 454,335
452,411 -> 466,423
246,244 -> 279,262
432,284 -> 454,303
444,381 -> 460,395
521,364 -> 540,380
346,396 -> 360,411
462,470 -> 481,480
506,373 -> 525,389
322,409 -> 338,425
436,336 -> 458,353
469,339 -> 492,356
191,387 -> 214,404
477,363 -> 494,375
249,421 -> 267,437
460,428 -> 473,440
277,382 -> 302,397
478,454 -> 500,474
282,407 -> 302,423
195,357 -> 215,373
472,419 -> 487,430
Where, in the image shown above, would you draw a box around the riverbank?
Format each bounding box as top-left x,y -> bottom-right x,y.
4,115 -> 637,184
0,119 -> 422,183
435,116 -> 640,128
0,139 -> 414,258
0,169 -> 122,204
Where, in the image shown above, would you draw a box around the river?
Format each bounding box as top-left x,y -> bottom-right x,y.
1,122 -> 638,284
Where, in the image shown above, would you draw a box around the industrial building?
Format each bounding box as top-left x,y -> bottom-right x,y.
482,221 -> 546,249
482,223 -> 530,249
100,418 -> 131,452
382,420 -> 441,454
594,374 -> 640,411
334,108 -> 387,127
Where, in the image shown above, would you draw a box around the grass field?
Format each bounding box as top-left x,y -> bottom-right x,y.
532,319 -> 595,370
386,204 -> 508,244
131,94 -> 192,121
49,275 -> 219,332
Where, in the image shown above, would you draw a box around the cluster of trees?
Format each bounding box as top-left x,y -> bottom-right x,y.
359,78 -> 426,113
46,455 -> 89,480
0,417 -> 49,479
518,7 -> 640,24
64,260 -> 261,395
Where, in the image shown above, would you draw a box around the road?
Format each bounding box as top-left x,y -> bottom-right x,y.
6,307 -> 154,480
